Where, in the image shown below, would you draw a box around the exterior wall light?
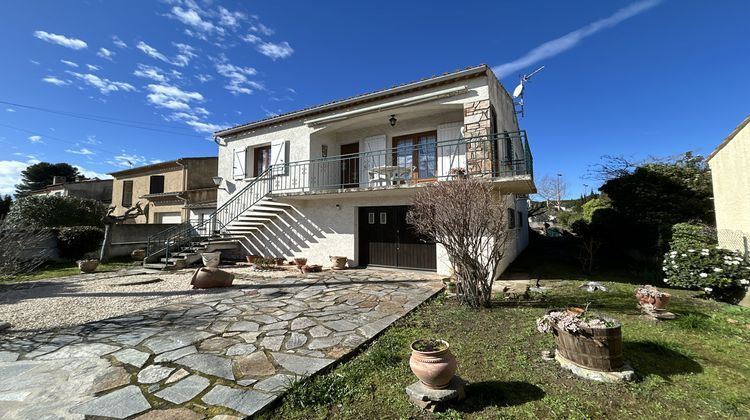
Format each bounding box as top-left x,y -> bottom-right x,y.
389,114 -> 397,127
212,176 -> 227,191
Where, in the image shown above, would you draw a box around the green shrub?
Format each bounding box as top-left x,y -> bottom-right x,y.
5,195 -> 106,228
56,226 -> 104,260
663,246 -> 749,303
670,222 -> 716,250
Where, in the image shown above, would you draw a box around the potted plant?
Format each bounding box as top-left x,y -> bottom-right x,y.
293,257 -> 308,267
201,251 -> 221,268
245,255 -> 261,264
329,255 -> 347,270
301,264 -> 322,274
275,257 -> 286,266
77,259 -> 99,273
409,339 -> 457,389
536,308 -> 623,372
635,285 -> 671,309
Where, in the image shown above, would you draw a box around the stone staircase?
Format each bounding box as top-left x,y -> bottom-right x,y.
142,198 -> 291,270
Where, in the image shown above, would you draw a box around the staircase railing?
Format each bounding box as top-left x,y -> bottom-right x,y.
145,168 -> 272,265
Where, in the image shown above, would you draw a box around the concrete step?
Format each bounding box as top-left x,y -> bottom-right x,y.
257,199 -> 291,208
234,216 -> 274,222
239,211 -> 278,218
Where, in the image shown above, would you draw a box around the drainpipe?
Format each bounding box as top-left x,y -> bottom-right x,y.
176,159 -> 188,222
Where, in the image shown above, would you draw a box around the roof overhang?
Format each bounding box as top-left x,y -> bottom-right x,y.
707,114 -> 750,162
214,65 -> 488,138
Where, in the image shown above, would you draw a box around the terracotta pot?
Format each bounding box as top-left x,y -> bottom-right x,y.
293,257 -> 308,267
302,264 -> 322,274
201,252 -> 221,268
77,259 -> 99,273
409,340 -> 457,389
190,267 -> 234,289
131,249 -> 146,261
330,256 -> 347,270
566,307 -> 585,317
245,255 -> 261,263
635,292 -> 671,309
275,257 -> 286,266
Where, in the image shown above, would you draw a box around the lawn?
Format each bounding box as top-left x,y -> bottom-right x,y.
260,241 -> 750,419
0,260 -> 136,284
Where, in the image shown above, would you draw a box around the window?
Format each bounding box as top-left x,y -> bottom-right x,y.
508,208 -> 516,229
254,145 -> 272,177
149,175 -> 165,194
392,131 -> 437,180
368,212 -> 375,224
517,210 -> 524,228
380,212 -> 387,224
122,180 -> 133,207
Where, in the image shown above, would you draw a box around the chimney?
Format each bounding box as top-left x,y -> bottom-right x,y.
52,176 -> 66,185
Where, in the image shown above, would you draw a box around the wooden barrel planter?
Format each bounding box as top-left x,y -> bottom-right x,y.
549,309 -> 624,372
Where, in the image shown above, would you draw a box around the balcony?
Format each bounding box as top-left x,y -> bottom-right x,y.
267,131 -> 534,197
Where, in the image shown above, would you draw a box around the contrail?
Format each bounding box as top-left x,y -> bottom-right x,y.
492,0 -> 662,78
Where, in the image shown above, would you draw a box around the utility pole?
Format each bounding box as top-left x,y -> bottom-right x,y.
556,173 -> 562,211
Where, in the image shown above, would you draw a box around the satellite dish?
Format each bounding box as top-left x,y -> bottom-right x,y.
512,83 -> 524,98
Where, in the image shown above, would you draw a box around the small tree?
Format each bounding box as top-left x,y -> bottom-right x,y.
14,162 -> 83,197
407,179 -> 512,307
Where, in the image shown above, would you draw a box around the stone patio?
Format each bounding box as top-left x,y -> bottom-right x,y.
0,268 -> 442,418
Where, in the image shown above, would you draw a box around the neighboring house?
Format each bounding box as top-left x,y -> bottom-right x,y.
148,65 -> 536,274
707,115 -> 750,256
109,158 -> 218,225
29,177 -> 113,204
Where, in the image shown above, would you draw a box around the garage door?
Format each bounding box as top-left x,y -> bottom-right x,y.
358,206 -> 436,271
158,212 -> 182,224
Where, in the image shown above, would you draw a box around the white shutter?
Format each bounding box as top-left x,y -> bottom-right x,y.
270,139 -> 286,175
437,122 -> 464,179
360,134 -> 386,187
233,148 -> 246,179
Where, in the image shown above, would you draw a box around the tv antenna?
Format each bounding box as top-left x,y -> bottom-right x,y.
513,65 -> 545,118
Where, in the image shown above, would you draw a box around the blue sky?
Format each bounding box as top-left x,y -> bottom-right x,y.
0,0 -> 748,197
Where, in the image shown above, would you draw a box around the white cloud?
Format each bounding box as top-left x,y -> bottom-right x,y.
183,120 -> 226,133
133,63 -> 169,82
257,41 -> 294,60
65,148 -> 95,155
28,135 -> 43,143
170,6 -> 215,32
215,62 -> 262,95
97,47 -> 115,61
195,73 -> 212,83
492,0 -> 662,78
86,64 -> 101,71
60,59 -> 78,68
249,23 -> 274,36
146,83 -> 204,111
0,160 -> 32,196
136,41 -> 194,67
42,76 -> 70,86
112,35 -> 128,48
218,7 -> 245,29
74,165 -> 112,180
67,72 -> 136,94
242,34 -> 261,44
30,60 -> 40,65
33,30 -> 87,50
5,108 -> 16,112
108,153 -> 147,169
84,135 -> 101,145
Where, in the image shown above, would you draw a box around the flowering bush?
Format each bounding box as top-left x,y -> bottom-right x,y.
662,247 -> 750,303
536,310 -> 614,335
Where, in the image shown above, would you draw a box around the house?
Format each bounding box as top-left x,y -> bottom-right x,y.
147,65 -> 536,275
28,177 -> 113,204
707,115 -> 750,256
109,157 -> 218,225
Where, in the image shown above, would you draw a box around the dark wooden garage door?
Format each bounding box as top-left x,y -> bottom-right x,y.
358,206 -> 437,270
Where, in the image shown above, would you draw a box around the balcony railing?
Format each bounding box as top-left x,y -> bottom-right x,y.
268,130 -> 532,194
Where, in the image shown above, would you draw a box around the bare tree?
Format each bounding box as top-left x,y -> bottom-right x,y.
536,174 -> 568,210
0,228 -> 50,276
407,179 -> 513,307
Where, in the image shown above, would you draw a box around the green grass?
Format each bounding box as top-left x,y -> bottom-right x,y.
259,275 -> 750,419
0,260 -> 135,284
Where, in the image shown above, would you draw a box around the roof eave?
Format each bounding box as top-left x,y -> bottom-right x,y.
214,65 -> 489,138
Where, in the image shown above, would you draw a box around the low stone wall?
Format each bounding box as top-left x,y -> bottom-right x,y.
107,223 -> 176,259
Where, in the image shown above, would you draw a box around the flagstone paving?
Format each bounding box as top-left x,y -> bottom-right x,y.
0,269 -> 441,418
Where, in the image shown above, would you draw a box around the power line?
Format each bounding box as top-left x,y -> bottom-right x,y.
0,99 -> 210,139
0,122 -> 132,157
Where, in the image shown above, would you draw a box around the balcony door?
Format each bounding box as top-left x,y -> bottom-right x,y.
392,131 -> 438,181
340,142 -> 359,188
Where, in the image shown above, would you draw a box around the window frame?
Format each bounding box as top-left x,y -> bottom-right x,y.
149,175 -> 165,194
122,180 -> 134,208
253,145 -> 272,177
392,130 -> 438,181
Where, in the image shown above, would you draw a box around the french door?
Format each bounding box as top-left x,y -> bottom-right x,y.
392,131 -> 438,181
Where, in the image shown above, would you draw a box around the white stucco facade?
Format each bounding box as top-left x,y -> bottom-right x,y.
214,65 -> 535,275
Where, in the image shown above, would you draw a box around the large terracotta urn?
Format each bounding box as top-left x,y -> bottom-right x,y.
77,259 -> 99,273
190,267 -> 234,289
409,339 -> 457,389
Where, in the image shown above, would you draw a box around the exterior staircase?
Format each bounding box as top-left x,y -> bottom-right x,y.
143,169 -> 276,270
